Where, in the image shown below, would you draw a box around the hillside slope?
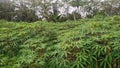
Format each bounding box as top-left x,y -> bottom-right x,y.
0,16 -> 120,68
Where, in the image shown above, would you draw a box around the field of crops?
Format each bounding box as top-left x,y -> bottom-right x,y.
0,16 -> 120,68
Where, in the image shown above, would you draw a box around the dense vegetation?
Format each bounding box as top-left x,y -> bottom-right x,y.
0,15 -> 120,68
0,0 -> 120,22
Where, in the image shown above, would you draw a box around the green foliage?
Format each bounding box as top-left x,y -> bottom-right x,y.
14,7 -> 38,22
0,2 -> 15,21
0,16 -> 120,68
0,2 -> 38,22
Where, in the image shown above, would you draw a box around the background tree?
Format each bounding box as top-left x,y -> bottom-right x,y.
13,0 -> 38,22
0,1 -> 15,21
100,0 -> 120,16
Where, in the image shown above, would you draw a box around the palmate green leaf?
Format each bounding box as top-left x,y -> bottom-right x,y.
99,54 -> 112,68
0,15 -> 120,68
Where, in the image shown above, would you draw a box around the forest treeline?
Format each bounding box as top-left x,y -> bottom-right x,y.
0,0 -> 120,22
